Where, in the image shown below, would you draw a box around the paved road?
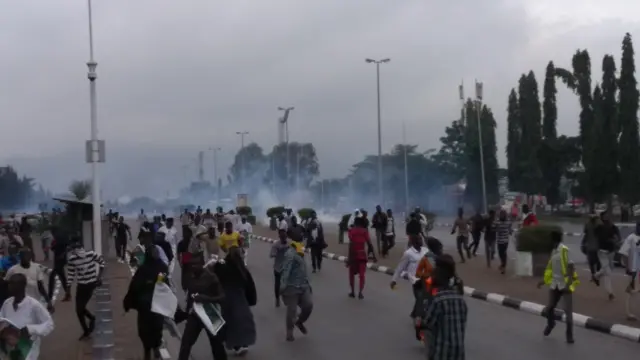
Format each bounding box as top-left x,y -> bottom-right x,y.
164,238 -> 639,359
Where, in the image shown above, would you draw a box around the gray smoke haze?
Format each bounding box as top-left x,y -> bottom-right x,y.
2,0 -> 640,202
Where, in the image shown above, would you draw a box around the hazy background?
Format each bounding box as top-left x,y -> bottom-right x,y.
2,0 -> 640,199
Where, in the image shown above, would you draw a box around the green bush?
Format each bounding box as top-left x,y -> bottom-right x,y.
266,206 -> 285,218
339,213 -> 351,232
236,206 -> 252,216
516,224 -> 563,253
297,208 -> 315,221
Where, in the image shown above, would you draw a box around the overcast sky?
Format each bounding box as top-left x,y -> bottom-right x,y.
1,0 -> 639,199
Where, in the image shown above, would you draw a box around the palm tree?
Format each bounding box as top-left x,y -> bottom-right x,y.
69,180 -> 92,201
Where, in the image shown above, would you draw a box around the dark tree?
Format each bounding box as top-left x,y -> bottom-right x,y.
463,100 -> 499,209
433,119 -> 467,185
539,61 -> 562,205
618,33 -> 640,204
506,88 -> 521,192
517,71 -> 543,194
599,54 -> 619,202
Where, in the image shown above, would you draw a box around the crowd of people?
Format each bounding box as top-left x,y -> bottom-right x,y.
0,213 -> 106,359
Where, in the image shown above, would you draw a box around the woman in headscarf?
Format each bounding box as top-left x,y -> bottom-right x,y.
123,245 -> 170,360
213,246 -> 257,356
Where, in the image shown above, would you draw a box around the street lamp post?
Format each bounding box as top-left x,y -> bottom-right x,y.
402,122 -> 409,212
475,80 -> 488,213
236,131 -> 249,192
278,106 -> 294,188
365,58 -> 390,207
85,0 -> 104,255
209,147 -> 221,204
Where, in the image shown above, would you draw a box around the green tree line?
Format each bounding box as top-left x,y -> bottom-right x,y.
508,33 -> 640,206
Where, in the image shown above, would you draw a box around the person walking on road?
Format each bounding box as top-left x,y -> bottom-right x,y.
619,221 -> 640,319
582,214 -> 602,284
382,209 -> 396,257
5,249 -> 53,313
18,217 -> 34,261
66,238 -> 105,340
48,227 -> 71,302
158,218 -> 179,277
178,255 -> 227,360
594,210 -> 620,300
483,209 -> 497,268
371,205 -> 388,258
138,209 -> 148,227
468,209 -> 484,257
0,273 -> 54,360
123,245 -> 169,360
270,230 -> 290,308
347,217 -> 376,299
180,209 -> 193,242
390,235 -> 428,318
236,217 -> 253,266
450,208 -> 471,263
280,240 -> 313,342
213,247 -> 257,356
114,216 -> 132,263
537,229 -> 578,344
218,221 -> 242,255
286,216 -> 305,243
422,255 -> 467,360
306,211 -> 325,273
495,210 -> 513,274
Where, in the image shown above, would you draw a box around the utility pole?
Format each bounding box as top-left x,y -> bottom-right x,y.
209,147 -> 221,203
365,58 -> 390,207
403,122 -> 409,213
475,80 -> 488,213
236,131 -> 249,192
84,0 -> 105,255
278,106 -> 294,189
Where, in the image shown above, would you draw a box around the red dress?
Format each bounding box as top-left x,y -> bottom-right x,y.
348,227 -> 370,274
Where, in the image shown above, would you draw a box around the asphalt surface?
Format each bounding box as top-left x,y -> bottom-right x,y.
163,237 -> 639,359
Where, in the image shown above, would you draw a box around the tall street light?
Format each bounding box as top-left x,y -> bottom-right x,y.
278,106 -> 294,188
402,122 -> 409,213
475,80 -> 488,213
84,0 -> 105,255
236,131 -> 249,192
209,147 -> 221,203
365,58 -> 390,207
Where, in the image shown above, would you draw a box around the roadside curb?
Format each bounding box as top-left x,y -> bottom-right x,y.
125,254 -> 172,360
249,233 -> 640,343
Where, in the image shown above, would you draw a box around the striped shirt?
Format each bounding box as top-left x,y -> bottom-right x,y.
67,249 -> 105,284
496,220 -> 513,244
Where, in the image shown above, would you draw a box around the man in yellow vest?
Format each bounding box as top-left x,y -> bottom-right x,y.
537,230 -> 579,343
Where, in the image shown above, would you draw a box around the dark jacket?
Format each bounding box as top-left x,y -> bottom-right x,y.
123,258 -> 169,312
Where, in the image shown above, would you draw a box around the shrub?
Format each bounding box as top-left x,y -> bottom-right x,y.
339,213 -> 351,232
297,208 -> 315,221
236,206 -> 252,216
516,224 -> 563,253
266,206 -> 285,218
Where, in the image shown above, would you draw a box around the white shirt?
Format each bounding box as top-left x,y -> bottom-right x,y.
392,246 -> 428,284
278,219 -> 288,231
5,263 -> 45,301
385,217 -> 395,235
237,222 -> 253,235
0,296 -> 54,360
621,233 -> 640,272
158,226 -> 179,249
137,213 -> 148,224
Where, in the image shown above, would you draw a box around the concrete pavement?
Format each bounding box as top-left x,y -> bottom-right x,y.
165,238 -> 639,359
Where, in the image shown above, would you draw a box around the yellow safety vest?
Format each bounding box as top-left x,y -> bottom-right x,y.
543,244 -> 580,292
